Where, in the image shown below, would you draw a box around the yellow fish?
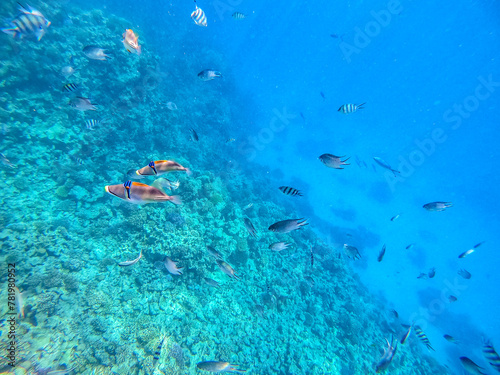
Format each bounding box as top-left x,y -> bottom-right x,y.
105,181 -> 182,205
136,160 -> 191,177
122,29 -> 141,55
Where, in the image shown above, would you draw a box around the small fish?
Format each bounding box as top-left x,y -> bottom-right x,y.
458,269 -> 472,279
61,65 -> 77,78
448,295 -> 457,302
460,356 -> 487,375
390,214 -> 401,222
459,249 -> 475,259
344,244 -> 361,260
401,325 -> 412,345
69,154 -> 84,165
320,91 -> 326,100
474,241 -> 485,249
226,138 -> 236,143
406,243 -> 415,250
62,83 -> 79,93
243,217 -> 257,238
105,181 -> 182,205
428,267 -> 436,278
269,242 -> 290,252
203,277 -> 221,288
483,339 -> 500,372
198,69 -> 222,81
242,203 -> 253,211
391,309 -> 399,319
118,249 -> 142,266
190,128 -> 199,141
414,326 -> 434,351
84,119 -> 103,130
83,45 -> 111,61
378,244 -> 386,262
164,257 -> 183,275
14,287 -> 25,319
206,245 -> 223,260
216,260 -> 240,280
373,157 -> 400,176
319,154 -> 350,169
375,337 -> 397,373
268,218 -> 308,233
338,102 -> 365,114
417,272 -> 428,279
122,29 -> 141,55
304,276 -> 315,287
191,3 -> 208,27
165,101 -> 178,110
278,186 -> 303,197
153,336 -> 167,365
136,160 -> 192,177
1,153 -> 15,168
197,361 -> 246,373
1,4 -> 51,41
443,334 -> 459,344
300,112 -> 305,121
423,201 -> 453,212
152,177 -> 180,192
310,246 -> 314,266
69,97 -> 97,111
232,12 -> 246,19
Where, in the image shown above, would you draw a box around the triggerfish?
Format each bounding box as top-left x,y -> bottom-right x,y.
122,29 -> 141,55
105,181 -> 182,205
135,160 -> 192,177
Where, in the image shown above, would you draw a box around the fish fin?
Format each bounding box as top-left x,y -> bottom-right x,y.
168,195 -> 182,205
185,168 -> 192,177
151,179 -> 167,193
1,27 -> 17,37
131,181 -> 149,187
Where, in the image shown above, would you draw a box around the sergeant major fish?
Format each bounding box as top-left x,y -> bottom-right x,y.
338,102 -> 365,114
1,4 -> 51,41
483,339 -> 500,372
191,1 -> 207,27
414,326 -> 434,351
105,181 -> 182,205
279,186 -> 302,197
232,12 -> 246,19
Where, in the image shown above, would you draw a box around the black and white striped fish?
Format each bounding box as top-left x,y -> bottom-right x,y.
153,336 -> 167,366
232,12 -> 246,19
1,4 -> 51,41
338,102 -> 365,114
191,2 -> 207,27
85,119 -> 102,130
279,186 -> 303,197
483,339 -> 500,372
62,83 -> 79,93
414,326 -> 434,351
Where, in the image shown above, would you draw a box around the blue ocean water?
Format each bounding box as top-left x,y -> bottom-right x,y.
1,0 -> 499,374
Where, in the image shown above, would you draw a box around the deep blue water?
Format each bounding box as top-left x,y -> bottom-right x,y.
2,0 -> 500,373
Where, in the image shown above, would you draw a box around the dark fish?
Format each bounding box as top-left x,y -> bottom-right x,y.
458,269 -> 472,279
310,246 -> 314,266
378,244 -> 386,262
69,97 -> 97,111
373,157 -> 400,176
375,337 -> 397,373
320,91 -> 326,100
206,246 -> 223,260
460,356 -> 488,375
203,277 -> 220,289
300,112 -> 305,121
343,244 -> 361,260
443,334 -> 459,344
338,102 -> 365,114
190,128 -> 199,141
198,69 -> 222,81
243,217 -> 257,238
428,267 -> 436,278
83,45 -> 110,61
319,153 -> 350,169
216,260 -> 240,280
391,309 -> 399,319
474,241 -> 485,249
268,218 -> 308,233
69,155 -> 84,165
459,249 -> 475,259
197,361 -> 246,373
417,272 -> 427,279
448,295 -> 457,302
483,339 -> 500,372
62,83 -> 79,93
406,243 -> 415,250
279,186 -> 303,197
401,325 -> 412,345
232,11 -> 246,19
191,4 -> 207,27
1,4 -> 51,41
414,326 -> 434,351
423,201 -> 453,212
390,214 -> 401,221
153,336 -> 166,365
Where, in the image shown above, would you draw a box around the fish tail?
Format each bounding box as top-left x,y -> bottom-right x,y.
168,195 -> 182,205
185,168 -> 192,177
1,27 -> 18,37
358,102 -> 366,109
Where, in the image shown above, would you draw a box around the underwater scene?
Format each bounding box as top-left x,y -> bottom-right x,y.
1,0 -> 499,374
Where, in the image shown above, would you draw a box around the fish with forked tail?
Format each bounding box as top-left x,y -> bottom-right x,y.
105,181 -> 182,205
423,201 -> 453,212
197,361 -> 246,373
460,356 -> 487,375
319,154 -> 350,169
269,218 -> 308,233
136,160 -> 192,177
198,69 -> 222,81
217,260 -> 240,280
243,217 -> 257,238
373,157 -> 400,176
338,103 -> 365,114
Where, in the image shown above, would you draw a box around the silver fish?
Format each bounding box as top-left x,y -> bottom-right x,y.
164,257 -> 183,275
203,277 -> 220,289
206,246 -> 223,260
152,177 -> 180,192
377,244 -> 386,262
196,361 -> 246,373
1,153 -> 15,168
343,244 -> 361,260
243,217 -> 257,238
375,337 -> 397,373
61,65 -> 77,78
338,102 -> 365,114
118,250 -> 142,266
216,260 -> 240,280
390,213 -> 401,221
198,69 -> 222,81
243,203 -> 253,211
191,5 -> 207,27
458,269 -> 472,279
69,97 -> 97,111
373,157 -> 400,176
459,249 -> 475,259
423,201 -> 453,212
83,45 -> 111,61
2,4 -> 51,41
268,218 -> 308,233
319,154 -> 350,169
460,356 -> 487,375
269,242 -> 291,252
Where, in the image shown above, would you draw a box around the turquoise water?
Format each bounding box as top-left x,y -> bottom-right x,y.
0,0 -> 499,374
